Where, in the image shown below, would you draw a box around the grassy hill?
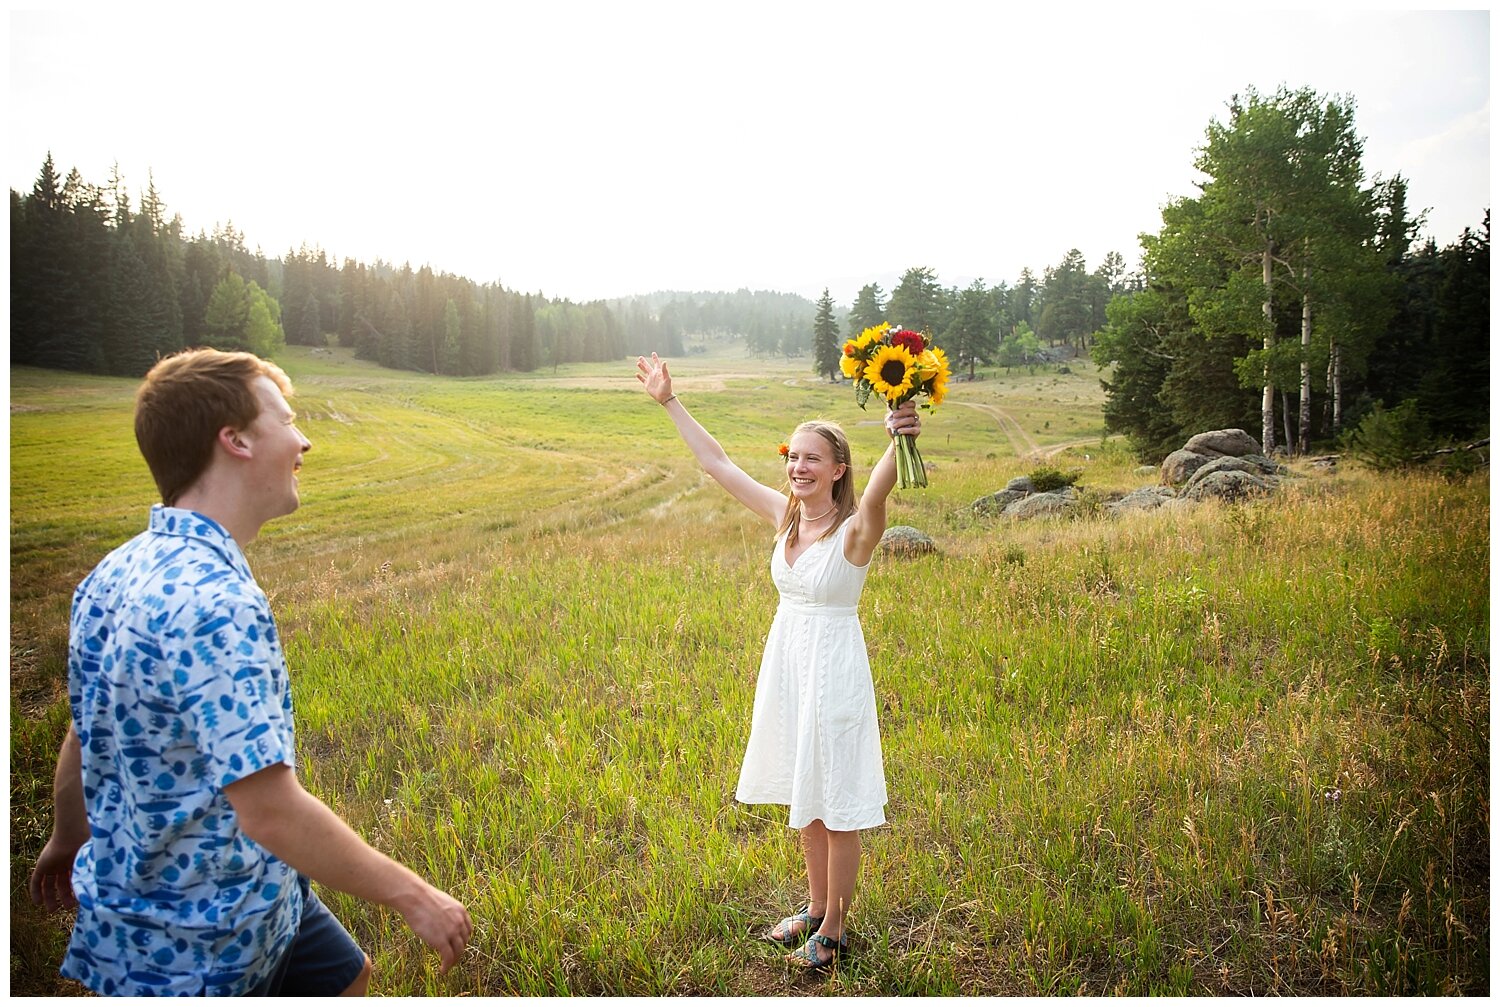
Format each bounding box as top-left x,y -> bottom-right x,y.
9,345 -> 1488,994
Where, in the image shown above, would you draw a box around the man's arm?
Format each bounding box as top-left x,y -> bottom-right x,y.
225,763 -> 472,973
29,723 -> 90,912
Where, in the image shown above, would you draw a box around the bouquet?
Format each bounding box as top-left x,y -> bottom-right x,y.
841,322 -> 951,488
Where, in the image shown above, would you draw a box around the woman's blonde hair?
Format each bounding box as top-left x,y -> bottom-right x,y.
777,420 -> 857,548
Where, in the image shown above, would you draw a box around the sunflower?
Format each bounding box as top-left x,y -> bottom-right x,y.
853,323 -> 890,352
840,352 -> 863,379
865,344 -> 917,403
921,346 -> 951,405
928,366 -> 950,405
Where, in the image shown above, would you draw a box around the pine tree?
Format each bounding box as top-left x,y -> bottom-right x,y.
103,229 -> 159,375
12,154 -> 76,368
1037,249 -> 1092,350
811,289 -> 841,380
945,279 -> 995,379
847,283 -> 885,334
204,272 -> 251,348
441,298 -> 462,375
888,266 -> 947,336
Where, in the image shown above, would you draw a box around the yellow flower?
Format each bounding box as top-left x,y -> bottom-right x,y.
929,369 -> 949,406
914,349 -> 940,380
926,346 -> 951,405
865,344 -> 917,402
853,323 -> 890,352
840,353 -> 863,379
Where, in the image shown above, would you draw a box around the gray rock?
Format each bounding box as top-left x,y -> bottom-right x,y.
1183,469 -> 1277,503
971,489 -> 1027,516
1238,453 -> 1287,475
878,525 -> 937,556
1183,429 -> 1262,458
1161,449 -> 1211,486
1003,491 -> 1077,520
1308,455 -> 1339,469
1005,476 -> 1035,493
1106,486 -> 1177,515
1183,455 -> 1272,491
1134,465 -> 1159,476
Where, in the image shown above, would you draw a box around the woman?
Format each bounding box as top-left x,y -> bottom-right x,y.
635,352 -> 920,971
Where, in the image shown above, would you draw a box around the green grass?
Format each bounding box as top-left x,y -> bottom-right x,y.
9,345 -> 1488,994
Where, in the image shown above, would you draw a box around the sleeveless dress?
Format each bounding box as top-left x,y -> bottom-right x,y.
735,516 -> 888,831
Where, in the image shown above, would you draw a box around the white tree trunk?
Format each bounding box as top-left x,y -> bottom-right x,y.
1262,244 -> 1276,453
1331,343 -> 1343,432
1298,290 -> 1312,455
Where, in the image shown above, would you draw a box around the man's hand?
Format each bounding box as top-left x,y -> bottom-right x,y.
29,834 -> 81,911
391,883 -> 473,974
30,723 -> 89,912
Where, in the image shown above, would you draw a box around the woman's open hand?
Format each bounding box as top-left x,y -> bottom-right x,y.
636,353 -> 674,404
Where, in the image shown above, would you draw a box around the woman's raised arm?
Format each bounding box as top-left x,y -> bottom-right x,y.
846,401 -> 922,565
637,354 -> 786,527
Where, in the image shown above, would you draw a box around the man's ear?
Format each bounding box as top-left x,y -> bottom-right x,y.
218,425 -> 253,459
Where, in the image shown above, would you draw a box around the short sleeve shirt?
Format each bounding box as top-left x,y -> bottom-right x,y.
61,506 -> 303,996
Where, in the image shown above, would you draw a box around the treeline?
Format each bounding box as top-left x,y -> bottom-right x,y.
12,156 -> 823,378
613,289 -> 818,357
1091,86 -> 1489,461
809,251 -> 1140,382
5,152 -> 1150,386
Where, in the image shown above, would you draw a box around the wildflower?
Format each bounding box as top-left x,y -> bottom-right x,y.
865,344 -> 918,402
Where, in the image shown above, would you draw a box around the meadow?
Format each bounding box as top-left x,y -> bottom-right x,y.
9,343 -> 1488,995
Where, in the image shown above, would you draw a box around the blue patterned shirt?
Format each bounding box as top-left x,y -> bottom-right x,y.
62,506 -> 302,996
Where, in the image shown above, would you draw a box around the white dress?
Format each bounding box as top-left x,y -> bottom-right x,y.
735,516 -> 888,831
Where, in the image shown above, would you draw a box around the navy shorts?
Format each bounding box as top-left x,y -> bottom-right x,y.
247,876 -> 368,996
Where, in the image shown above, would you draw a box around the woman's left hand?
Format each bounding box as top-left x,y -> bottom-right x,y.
886,401 -> 922,439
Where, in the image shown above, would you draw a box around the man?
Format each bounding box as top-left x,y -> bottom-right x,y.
28,348 -> 472,996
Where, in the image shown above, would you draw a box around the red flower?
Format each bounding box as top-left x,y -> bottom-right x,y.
891,329 -> 925,355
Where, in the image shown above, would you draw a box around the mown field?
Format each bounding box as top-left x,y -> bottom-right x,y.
9,343 -> 1488,995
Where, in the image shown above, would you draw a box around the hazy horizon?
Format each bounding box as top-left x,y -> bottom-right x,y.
9,6 -> 1489,306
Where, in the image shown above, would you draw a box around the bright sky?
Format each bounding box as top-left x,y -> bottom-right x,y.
7,5 -> 1490,305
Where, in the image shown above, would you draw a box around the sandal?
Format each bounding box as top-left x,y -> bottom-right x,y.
763,905 -> 824,946
787,931 -> 848,971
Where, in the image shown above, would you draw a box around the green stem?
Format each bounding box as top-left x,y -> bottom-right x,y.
895,433 -> 927,489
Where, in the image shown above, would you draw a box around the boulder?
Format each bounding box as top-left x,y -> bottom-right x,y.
879,525 -> 937,556
1134,465 -> 1159,477
1183,469 -> 1277,503
1238,453 -> 1287,475
1003,491 -> 1077,520
1106,486 -> 1177,515
1005,476 -> 1035,493
1183,455 -> 1272,491
971,489 -> 1027,516
1183,429 -> 1262,458
1161,449 -> 1211,486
